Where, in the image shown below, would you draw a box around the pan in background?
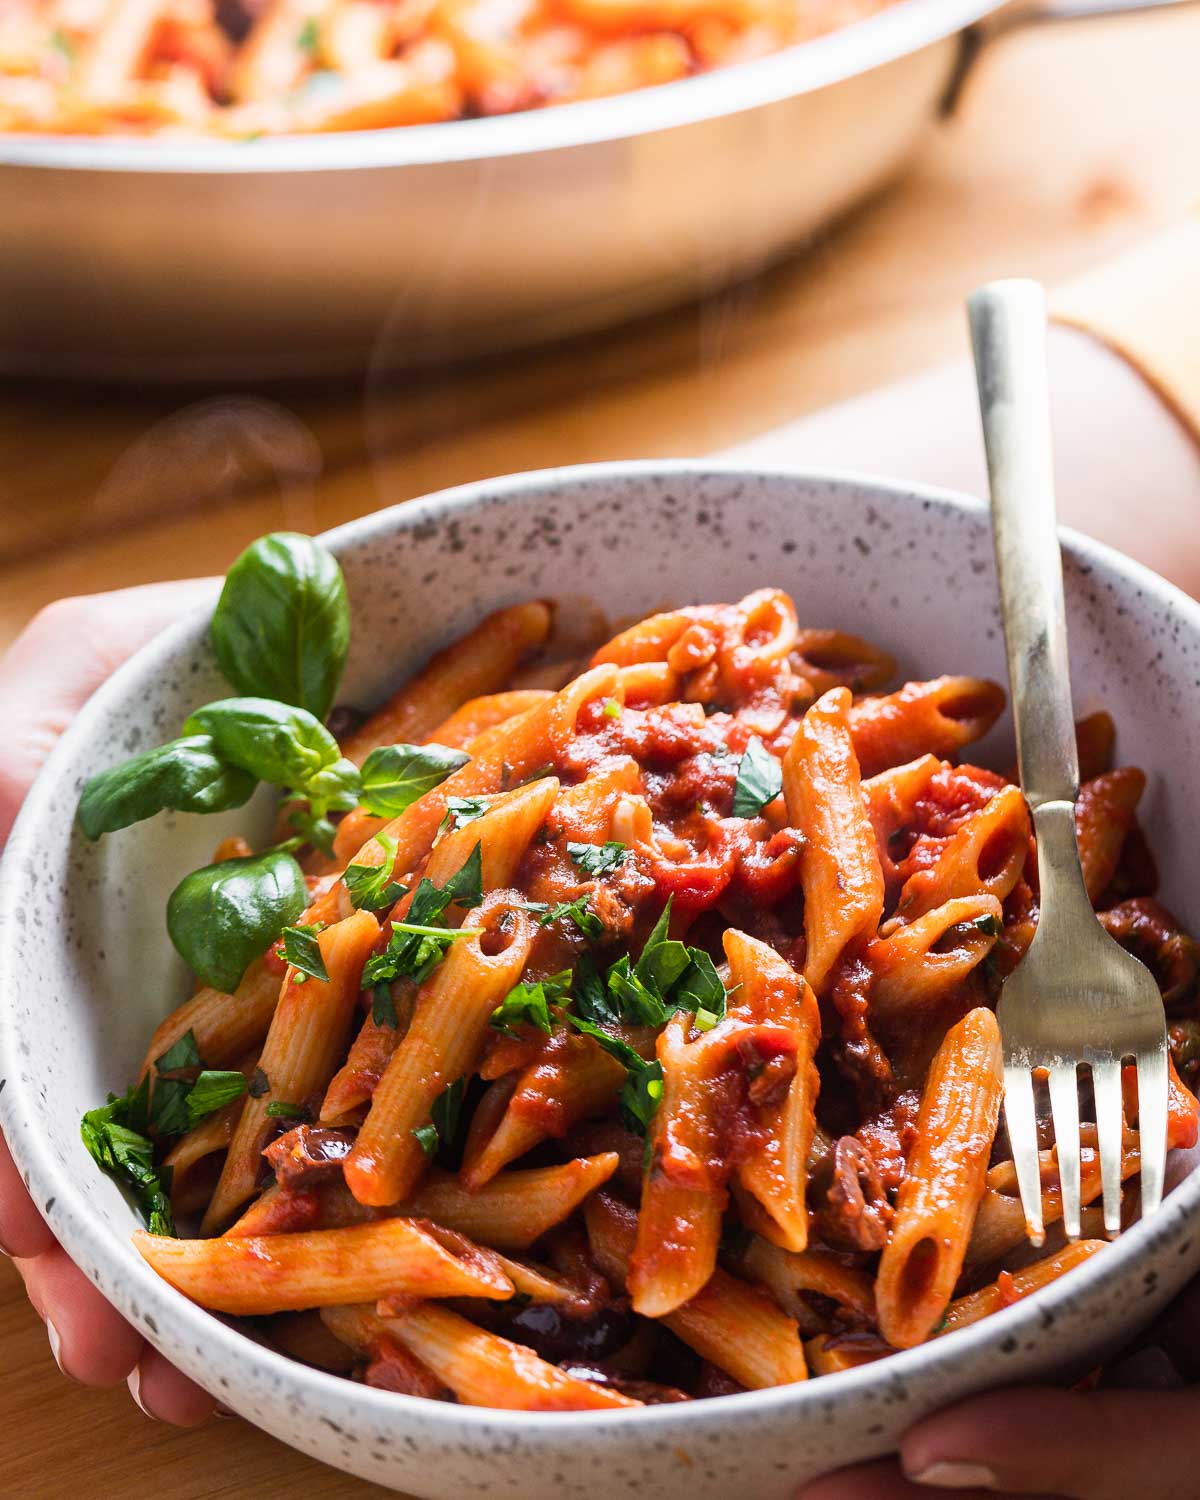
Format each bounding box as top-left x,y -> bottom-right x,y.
0,0 -> 1190,380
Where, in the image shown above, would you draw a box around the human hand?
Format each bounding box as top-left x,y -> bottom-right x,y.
796,1278 -> 1200,1500
0,578 -> 220,1423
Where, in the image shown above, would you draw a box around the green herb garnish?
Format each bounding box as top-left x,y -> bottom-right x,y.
731,735 -> 783,818
567,841 -> 629,878
358,743 -> 470,819
279,922 -> 329,984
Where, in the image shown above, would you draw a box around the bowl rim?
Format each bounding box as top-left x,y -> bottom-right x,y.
0,0 -> 996,175
3,457 -> 1199,1444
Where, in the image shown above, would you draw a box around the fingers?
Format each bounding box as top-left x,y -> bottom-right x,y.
18,1245 -> 145,1386
0,1133 -> 56,1258
129,1344 -> 217,1426
0,577 -> 219,844
899,1386 -> 1200,1499
796,1458 -> 1028,1500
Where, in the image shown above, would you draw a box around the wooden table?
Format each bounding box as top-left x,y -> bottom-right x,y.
3,9 -> 1200,1494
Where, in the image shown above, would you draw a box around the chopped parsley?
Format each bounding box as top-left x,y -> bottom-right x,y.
80,1078 -> 174,1236
413,1077 -> 466,1161
490,971 -> 571,1038
521,892 -> 604,940
344,831 -> 408,912
731,735 -> 783,818
363,845 -> 484,990
602,699 -> 621,720
278,922 -> 328,983
567,840 -> 629,878
154,1030 -> 201,1074
372,982 -> 399,1029
438,796 -> 491,835
975,913 -> 1002,937
567,1015 -> 663,1137
185,1071 -> 249,1128
265,1100 -> 307,1119
297,16 -> 319,53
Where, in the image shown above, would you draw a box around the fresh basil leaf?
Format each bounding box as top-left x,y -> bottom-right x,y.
210,532 -> 350,720
184,698 -> 339,790
80,1082 -> 174,1235
249,1067 -> 270,1098
279,923 -> 329,983
732,735 -> 783,818
186,1070 -> 249,1128
567,840 -> 629,878
344,832 -> 408,911
358,743 -> 470,818
155,1030 -> 201,1074
438,796 -> 491,834
265,1101 -> 306,1119
77,734 -> 256,840
567,1016 -> 663,1136
166,849 -> 307,993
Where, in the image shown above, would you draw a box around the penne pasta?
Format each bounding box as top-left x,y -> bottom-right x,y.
135,1217 -> 514,1313
875,1008 -> 1003,1348
89,583 -> 1193,1414
784,686 -> 884,992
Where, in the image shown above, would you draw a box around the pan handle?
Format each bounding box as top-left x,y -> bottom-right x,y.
941,0 -> 1200,113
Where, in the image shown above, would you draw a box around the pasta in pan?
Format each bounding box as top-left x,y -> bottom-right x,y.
78,535 -> 1200,1412
0,0 -> 898,136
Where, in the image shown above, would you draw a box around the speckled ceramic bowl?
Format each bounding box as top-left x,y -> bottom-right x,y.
3,462 -> 1200,1499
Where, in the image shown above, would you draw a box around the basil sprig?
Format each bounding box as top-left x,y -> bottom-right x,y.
77,735 -> 256,840
167,849 -> 307,993
210,532 -> 349,720
731,735 -> 783,818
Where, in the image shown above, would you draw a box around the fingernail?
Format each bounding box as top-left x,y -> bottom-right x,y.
127,1364 -> 158,1421
45,1316 -> 70,1377
214,1405 -> 237,1420
909,1463 -> 998,1489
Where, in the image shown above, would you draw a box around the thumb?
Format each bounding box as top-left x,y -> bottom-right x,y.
900,1386 -> 1199,1499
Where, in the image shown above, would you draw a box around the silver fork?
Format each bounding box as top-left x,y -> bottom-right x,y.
968,278 -> 1169,1246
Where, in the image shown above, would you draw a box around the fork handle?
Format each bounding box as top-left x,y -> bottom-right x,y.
968,280 -> 1080,810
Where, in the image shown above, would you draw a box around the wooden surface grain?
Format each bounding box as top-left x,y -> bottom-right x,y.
2,8 -> 1200,1495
